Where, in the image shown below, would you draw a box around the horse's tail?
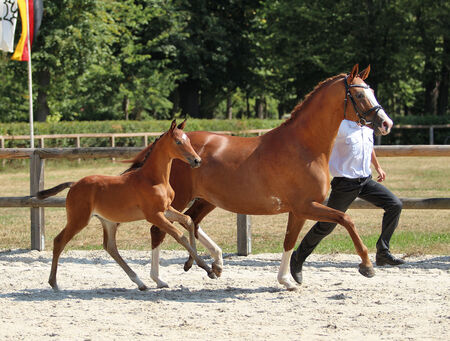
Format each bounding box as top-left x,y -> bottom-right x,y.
36,182 -> 75,199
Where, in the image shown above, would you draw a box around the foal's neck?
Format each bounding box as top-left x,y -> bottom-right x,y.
139,141 -> 173,185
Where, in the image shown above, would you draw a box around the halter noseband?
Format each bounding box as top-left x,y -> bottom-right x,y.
343,75 -> 383,125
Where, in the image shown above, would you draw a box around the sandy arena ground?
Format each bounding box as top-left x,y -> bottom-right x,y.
0,249 -> 448,340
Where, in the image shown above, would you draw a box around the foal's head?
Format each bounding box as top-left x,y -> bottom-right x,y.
343,64 -> 393,136
165,120 -> 202,168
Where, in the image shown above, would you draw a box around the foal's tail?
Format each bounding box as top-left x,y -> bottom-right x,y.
36,182 -> 75,199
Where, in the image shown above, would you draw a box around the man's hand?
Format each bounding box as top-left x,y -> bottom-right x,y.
376,167 -> 386,182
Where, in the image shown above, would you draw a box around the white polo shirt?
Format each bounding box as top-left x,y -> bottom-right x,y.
329,120 -> 374,178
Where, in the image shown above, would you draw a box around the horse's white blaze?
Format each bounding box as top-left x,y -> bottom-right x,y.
181,133 -> 188,141
363,87 -> 393,132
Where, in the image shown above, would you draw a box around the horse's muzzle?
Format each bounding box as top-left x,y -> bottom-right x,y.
190,158 -> 202,168
373,111 -> 393,136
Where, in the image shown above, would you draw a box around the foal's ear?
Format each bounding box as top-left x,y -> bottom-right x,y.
348,64 -> 359,83
359,65 -> 371,80
177,119 -> 187,130
170,119 -> 177,132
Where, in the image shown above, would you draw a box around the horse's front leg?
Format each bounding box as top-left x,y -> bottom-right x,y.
164,206 -> 223,277
150,244 -> 168,288
196,227 -> 223,276
278,213 -> 306,291
149,212 -> 216,280
180,200 -> 222,276
98,217 -> 148,291
298,201 -> 375,277
149,226 -> 169,288
164,206 -> 197,270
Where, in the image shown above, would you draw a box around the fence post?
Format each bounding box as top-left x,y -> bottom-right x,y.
1,137 -> 4,167
429,126 -> 434,145
237,214 -> 251,255
30,152 -> 45,250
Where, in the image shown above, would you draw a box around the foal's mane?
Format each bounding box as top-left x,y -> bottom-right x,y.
121,132 -> 166,174
283,73 -> 346,126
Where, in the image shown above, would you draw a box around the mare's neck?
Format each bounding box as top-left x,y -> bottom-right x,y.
139,142 -> 173,185
287,80 -> 344,159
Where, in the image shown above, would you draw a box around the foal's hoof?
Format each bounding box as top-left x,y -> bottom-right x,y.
358,264 -> 375,278
138,284 -> 149,291
49,280 -> 59,291
207,271 -> 218,279
184,258 -> 194,272
212,263 -> 223,277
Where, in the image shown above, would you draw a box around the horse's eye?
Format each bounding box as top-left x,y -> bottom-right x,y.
176,140 -> 182,145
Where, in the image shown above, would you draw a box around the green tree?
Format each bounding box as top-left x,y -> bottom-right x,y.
170,0 -> 261,118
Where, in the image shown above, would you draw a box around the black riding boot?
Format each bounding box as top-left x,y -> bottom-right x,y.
290,220 -> 337,284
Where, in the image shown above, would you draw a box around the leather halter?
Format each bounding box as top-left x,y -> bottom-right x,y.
343,76 -> 383,125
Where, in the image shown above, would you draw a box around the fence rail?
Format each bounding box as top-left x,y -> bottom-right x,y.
0,145 -> 449,254
1,124 -> 449,148
1,196 -> 448,209
2,145 -> 450,160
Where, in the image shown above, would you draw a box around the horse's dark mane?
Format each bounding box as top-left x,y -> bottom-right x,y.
282,73 -> 346,126
121,132 -> 166,174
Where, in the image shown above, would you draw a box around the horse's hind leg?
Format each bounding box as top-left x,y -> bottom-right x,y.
98,217 -> 148,291
49,211 -> 91,290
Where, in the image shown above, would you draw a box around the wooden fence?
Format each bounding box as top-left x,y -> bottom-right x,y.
0,129 -> 266,149
1,145 -> 450,254
1,124 -> 449,148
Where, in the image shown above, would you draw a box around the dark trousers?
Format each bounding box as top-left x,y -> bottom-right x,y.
294,175 -> 402,262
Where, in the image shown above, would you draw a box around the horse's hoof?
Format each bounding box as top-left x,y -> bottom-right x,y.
208,271 -> 217,279
212,263 -> 223,277
184,260 -> 193,272
157,282 -> 169,289
359,264 -> 375,278
287,285 -> 298,292
49,280 -> 59,291
138,284 -> 149,291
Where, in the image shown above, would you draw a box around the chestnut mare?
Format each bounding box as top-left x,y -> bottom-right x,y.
135,64 -> 393,290
37,120 -> 217,291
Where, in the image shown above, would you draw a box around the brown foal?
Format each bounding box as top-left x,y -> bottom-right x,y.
37,120 -> 216,291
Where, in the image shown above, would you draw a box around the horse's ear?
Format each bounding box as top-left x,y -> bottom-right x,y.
177,119 -> 187,130
170,119 -> 177,132
359,65 -> 370,80
348,64 -> 359,83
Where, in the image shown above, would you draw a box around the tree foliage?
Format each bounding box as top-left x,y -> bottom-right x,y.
0,0 -> 448,123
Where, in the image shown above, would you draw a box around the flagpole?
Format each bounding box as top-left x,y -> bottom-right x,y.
25,0 -> 34,148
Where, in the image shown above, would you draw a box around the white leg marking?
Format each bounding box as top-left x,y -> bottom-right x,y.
150,246 -> 168,288
197,227 -> 223,269
277,249 -> 297,291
